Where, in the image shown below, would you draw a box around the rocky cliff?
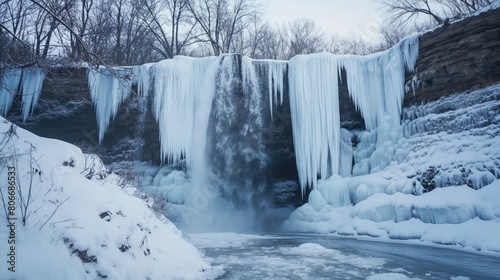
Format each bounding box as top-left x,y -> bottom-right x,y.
405,7 -> 500,105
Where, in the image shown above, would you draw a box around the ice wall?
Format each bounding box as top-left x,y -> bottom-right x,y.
339,34 -> 419,130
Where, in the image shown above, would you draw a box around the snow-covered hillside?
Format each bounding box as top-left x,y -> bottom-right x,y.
281,84 -> 500,253
0,117 -> 211,279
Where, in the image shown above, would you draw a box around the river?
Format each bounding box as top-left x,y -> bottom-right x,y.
190,233 -> 500,280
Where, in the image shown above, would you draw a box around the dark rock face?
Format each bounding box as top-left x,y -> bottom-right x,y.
405,7 -> 500,105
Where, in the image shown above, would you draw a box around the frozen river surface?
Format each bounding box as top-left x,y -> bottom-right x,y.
190,233 -> 500,280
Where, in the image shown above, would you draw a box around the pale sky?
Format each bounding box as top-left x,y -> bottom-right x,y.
265,0 -> 386,41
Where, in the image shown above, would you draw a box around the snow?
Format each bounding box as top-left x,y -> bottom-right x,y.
281,84 -> 500,254
0,117 -> 212,279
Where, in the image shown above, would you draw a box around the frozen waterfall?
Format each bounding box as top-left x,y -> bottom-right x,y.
0,67 -> 45,121
86,34 -> 419,198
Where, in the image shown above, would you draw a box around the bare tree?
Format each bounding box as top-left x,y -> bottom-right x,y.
376,0 -> 446,25
242,12 -> 271,58
443,0 -> 493,16
186,0 -> 256,55
248,23 -> 288,60
32,0 -> 76,59
377,0 -> 494,26
63,0 -> 94,60
285,19 -> 326,59
140,0 -> 196,59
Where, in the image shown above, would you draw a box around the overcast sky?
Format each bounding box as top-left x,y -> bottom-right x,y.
265,0 -> 386,41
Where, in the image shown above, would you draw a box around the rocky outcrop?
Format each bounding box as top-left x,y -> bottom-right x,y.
405,7 -> 500,105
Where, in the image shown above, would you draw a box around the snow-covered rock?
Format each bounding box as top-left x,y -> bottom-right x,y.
0,117 -> 211,279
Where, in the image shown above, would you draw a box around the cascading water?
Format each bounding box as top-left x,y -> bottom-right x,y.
205,55 -> 267,217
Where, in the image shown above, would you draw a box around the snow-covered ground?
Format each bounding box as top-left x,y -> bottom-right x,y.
281,84 -> 500,254
0,117 -> 212,279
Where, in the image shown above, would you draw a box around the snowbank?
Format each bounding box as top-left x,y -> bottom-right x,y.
0,117 -> 211,279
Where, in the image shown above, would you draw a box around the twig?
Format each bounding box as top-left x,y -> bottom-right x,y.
39,196 -> 69,229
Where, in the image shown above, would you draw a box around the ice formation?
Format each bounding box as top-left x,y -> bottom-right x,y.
0,67 -> 45,121
288,53 -> 341,191
87,66 -> 134,142
84,34 -> 420,228
264,60 -> 287,118
133,63 -> 154,96
281,84 -> 500,252
288,34 -> 420,193
0,68 -> 22,116
339,34 -> 419,130
152,56 -> 218,164
20,68 -> 46,122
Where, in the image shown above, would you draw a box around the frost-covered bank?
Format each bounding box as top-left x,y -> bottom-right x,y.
281,84 -> 500,253
0,118 -> 211,279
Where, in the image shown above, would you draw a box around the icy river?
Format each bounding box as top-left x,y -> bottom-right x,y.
190,233 -> 500,280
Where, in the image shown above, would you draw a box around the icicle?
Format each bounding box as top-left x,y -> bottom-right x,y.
266,61 -> 287,118
0,69 -> 22,116
20,68 -> 45,122
242,56 -> 264,128
152,56 -> 218,164
339,35 -> 420,130
88,66 -> 133,142
133,63 -> 154,96
288,53 -> 341,195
